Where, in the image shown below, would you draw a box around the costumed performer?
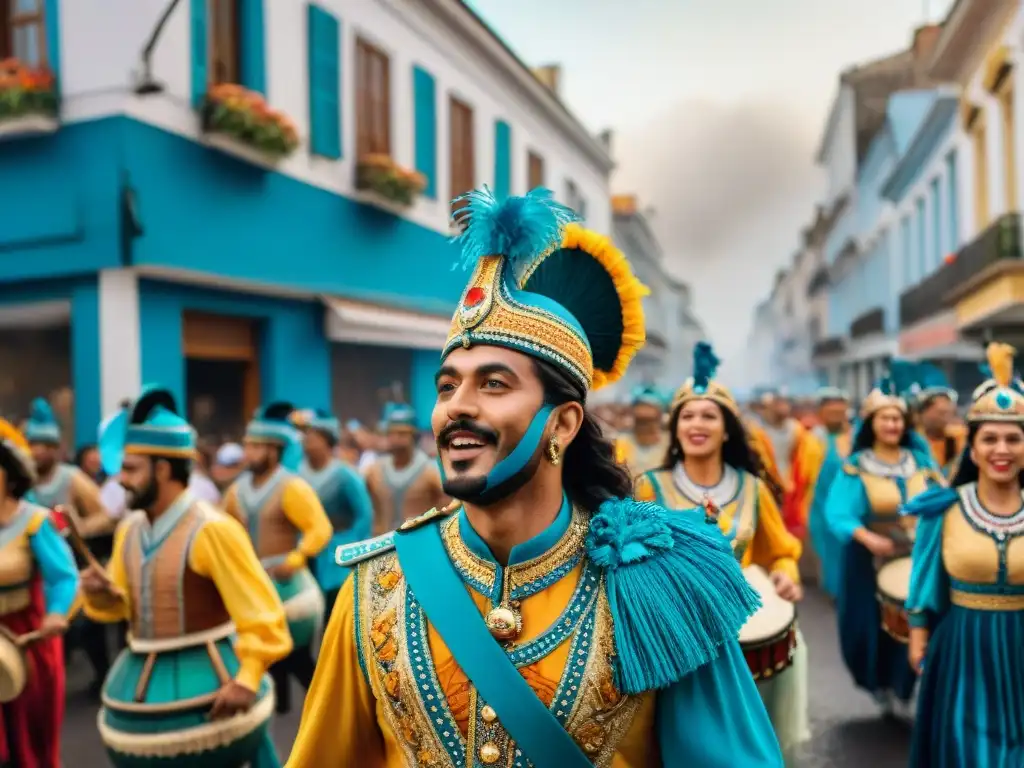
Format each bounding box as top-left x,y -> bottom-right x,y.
910,363 -> 966,479
614,385 -> 670,479
79,387 -> 291,768
757,391 -> 821,540
0,418 -> 78,768
286,188 -> 783,767
823,367 -> 940,715
222,403 -> 332,716
902,343 -> 1024,767
635,342 -> 809,760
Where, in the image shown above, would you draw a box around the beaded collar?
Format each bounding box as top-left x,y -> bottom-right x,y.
857,449 -> 918,479
441,497 -> 588,605
958,483 -> 1024,540
671,463 -> 740,508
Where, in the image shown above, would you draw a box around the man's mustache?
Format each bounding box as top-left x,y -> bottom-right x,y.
437,419 -> 499,447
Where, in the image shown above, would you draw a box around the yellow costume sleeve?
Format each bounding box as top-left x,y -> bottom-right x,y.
796,429 -> 824,521
749,481 -> 802,583
80,519 -> 132,623
70,469 -> 116,538
286,575 -> 384,766
190,515 -> 292,692
279,477 -> 333,572
634,473 -> 657,502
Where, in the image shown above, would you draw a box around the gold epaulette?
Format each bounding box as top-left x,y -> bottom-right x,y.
842,462 -> 860,477
398,501 -> 462,532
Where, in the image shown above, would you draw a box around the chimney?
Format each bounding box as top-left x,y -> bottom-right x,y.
912,24 -> 941,61
612,194 -> 638,216
532,64 -> 561,96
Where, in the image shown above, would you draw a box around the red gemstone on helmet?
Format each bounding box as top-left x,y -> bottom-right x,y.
464,287 -> 486,307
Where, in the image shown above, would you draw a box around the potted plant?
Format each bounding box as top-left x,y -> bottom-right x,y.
0,58 -> 59,139
200,83 -> 299,164
355,154 -> 427,208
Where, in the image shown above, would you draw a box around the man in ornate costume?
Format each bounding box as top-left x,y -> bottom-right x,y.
0,419 -> 79,768
222,402 -> 333,716
80,387 -> 291,767
286,188 -> 782,767
614,385 -> 670,479
909,364 -> 965,479
757,391 -> 821,540
365,402 -> 448,534
295,407 -> 373,619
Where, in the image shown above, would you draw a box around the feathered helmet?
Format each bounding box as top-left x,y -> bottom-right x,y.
246,401 -> 303,470
671,342 -> 739,416
631,385 -> 667,411
442,187 -> 648,392
967,343 -> 1024,423
909,361 -> 958,408
0,418 -> 36,488
860,360 -> 914,419
98,385 -> 197,477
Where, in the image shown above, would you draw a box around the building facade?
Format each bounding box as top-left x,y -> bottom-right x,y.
0,0 -> 613,445
599,194 -> 706,402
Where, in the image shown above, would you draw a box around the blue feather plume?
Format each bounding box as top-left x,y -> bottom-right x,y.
29,397 -> 56,425
887,359 -> 918,396
916,362 -> 950,389
450,186 -> 577,272
692,342 -> 720,390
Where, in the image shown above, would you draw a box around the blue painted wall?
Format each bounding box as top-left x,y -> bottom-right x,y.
0,277 -> 100,448
138,279 -> 331,413
410,348 -> 441,431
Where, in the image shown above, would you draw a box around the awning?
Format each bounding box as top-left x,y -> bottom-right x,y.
0,300 -> 70,329
322,297 -> 452,350
901,342 -> 985,362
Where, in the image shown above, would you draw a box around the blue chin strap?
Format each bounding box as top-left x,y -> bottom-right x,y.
438,405 -> 553,497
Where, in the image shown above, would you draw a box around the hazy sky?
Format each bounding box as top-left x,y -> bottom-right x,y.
467,0 -> 955,385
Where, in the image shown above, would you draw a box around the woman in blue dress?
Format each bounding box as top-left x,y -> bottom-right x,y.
903,342 -> 1024,766
823,373 -> 939,715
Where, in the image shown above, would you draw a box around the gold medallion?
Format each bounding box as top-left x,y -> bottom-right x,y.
484,604 -> 522,643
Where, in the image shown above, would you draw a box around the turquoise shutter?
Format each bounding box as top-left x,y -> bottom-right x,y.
44,0 -> 60,93
240,0 -> 266,94
308,4 -> 341,159
494,120 -> 511,199
413,66 -> 436,198
190,0 -> 208,107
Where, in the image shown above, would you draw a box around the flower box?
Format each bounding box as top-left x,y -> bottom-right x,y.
355,155 -> 426,210
0,59 -> 59,140
200,83 -> 298,165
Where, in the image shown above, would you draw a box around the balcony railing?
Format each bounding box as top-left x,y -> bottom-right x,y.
899,212 -> 1022,328
850,307 -> 885,338
812,336 -> 844,357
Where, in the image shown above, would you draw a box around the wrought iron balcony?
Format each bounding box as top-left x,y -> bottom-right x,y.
850,307 -> 884,338
899,212 -> 1022,328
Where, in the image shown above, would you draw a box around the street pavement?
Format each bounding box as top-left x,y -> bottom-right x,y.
61,587 -> 912,767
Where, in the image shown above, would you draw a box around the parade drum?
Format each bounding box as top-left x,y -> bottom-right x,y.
98,624 -> 275,768
0,627 -> 27,704
876,557 -> 912,644
738,565 -> 798,681
274,565 -> 325,649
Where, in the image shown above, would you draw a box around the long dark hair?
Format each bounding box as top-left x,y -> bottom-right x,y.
949,421 -> 1024,488
660,401 -> 762,478
852,410 -> 913,453
0,448 -> 33,501
533,360 -> 632,510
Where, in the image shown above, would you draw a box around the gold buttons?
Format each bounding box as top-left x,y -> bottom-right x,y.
479,742 -> 501,763
480,705 -> 497,723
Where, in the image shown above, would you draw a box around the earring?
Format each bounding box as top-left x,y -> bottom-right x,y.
547,436 -> 562,465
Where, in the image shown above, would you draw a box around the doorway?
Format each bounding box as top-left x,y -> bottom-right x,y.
182,311 -> 260,442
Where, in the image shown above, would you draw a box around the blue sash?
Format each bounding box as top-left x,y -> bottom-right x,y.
394,522 -> 592,768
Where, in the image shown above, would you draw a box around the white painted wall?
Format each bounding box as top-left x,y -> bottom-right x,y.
57,0 -> 611,236
823,86 -> 858,207
97,269 -> 141,416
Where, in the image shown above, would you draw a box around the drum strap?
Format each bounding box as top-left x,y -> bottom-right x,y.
394,522 -> 592,768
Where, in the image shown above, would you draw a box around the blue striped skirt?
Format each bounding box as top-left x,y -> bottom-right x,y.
911,604 -> 1024,767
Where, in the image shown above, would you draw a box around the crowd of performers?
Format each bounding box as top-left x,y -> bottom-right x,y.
0,186 -> 1018,767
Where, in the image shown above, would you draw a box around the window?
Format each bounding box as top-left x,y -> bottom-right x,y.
916,197 -> 927,281
449,96 -> 475,205
209,0 -> 240,86
356,37 -> 391,158
946,151 -> 960,250
969,109 -> 989,229
998,80 -> 1017,210
565,179 -> 587,218
527,151 -> 544,189
930,177 -> 942,268
900,215 -> 912,287
0,0 -> 46,67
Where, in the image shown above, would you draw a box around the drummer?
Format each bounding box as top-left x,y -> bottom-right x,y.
222,402 -> 332,716
0,418 -> 79,768
822,365 -> 941,717
635,342 -> 809,760
80,386 -> 291,768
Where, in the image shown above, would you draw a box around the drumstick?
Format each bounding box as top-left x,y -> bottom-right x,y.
15,629 -> 44,647
55,506 -> 127,601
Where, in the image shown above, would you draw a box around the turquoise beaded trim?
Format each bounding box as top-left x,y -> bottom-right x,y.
336,532 -> 397,566
509,548 -> 585,602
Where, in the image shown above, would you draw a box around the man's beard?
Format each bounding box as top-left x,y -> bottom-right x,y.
124,477 -> 159,511
438,418 -> 545,507
249,458 -> 271,476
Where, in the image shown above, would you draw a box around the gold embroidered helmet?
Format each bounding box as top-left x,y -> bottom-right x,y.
860,367 -> 908,420
968,343 -> 1024,423
443,188 -> 648,392
671,342 -> 740,417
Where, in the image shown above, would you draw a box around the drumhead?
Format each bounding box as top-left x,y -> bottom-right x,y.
876,557 -> 912,602
738,565 -> 796,644
0,631 -> 26,704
